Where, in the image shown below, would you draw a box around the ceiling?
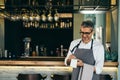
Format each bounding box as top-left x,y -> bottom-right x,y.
0,0 -> 117,12
3,0 -> 73,13
0,0 -> 117,19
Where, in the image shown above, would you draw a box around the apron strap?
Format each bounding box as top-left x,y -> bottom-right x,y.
91,39 -> 93,49
71,40 -> 81,53
90,39 -> 96,65
71,39 -> 93,53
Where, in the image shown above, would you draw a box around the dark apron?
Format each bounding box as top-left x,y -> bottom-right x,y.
71,40 -> 99,80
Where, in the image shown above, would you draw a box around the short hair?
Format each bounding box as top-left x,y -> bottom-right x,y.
81,20 -> 94,28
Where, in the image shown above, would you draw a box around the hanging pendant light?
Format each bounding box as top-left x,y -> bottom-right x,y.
54,9 -> 59,21
35,14 -> 40,21
47,10 -> 53,22
41,10 -> 47,22
29,11 -> 35,21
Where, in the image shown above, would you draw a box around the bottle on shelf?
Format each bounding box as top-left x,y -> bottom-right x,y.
35,45 -> 39,56
39,45 -> 47,56
56,48 -> 60,57
32,51 -> 36,56
60,45 -> 64,56
4,50 -> 8,58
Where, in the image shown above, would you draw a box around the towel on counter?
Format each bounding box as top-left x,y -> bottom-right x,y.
78,63 -> 94,80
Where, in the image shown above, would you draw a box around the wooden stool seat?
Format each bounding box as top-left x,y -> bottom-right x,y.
17,74 -> 47,80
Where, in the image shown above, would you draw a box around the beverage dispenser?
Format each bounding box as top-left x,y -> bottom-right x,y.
23,37 -> 31,57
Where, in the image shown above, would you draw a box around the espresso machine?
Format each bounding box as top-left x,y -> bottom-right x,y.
23,37 -> 31,57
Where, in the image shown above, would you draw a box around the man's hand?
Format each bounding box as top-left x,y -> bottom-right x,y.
68,54 -> 76,59
66,54 -> 76,65
77,59 -> 84,67
67,54 -> 84,67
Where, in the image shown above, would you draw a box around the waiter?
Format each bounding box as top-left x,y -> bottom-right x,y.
64,20 -> 104,80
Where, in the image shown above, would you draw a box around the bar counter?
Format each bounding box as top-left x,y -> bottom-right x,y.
0,56 -> 118,67
0,57 -> 118,80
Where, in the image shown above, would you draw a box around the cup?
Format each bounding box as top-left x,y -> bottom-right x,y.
70,58 -> 77,68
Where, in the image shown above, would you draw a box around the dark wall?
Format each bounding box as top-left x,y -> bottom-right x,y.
5,20 -> 24,56
5,20 -> 73,56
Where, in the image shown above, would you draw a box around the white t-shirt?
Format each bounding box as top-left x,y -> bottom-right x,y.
64,39 -> 104,74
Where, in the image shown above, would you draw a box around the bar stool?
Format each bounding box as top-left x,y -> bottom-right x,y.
51,74 -> 71,80
100,74 -> 112,80
17,74 -> 47,80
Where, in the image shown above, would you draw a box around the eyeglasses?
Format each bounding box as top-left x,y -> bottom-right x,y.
80,31 -> 92,35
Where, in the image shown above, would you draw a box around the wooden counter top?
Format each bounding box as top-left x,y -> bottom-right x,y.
0,57 -> 118,67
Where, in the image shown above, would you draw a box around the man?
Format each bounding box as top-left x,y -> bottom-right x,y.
64,20 -> 104,80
